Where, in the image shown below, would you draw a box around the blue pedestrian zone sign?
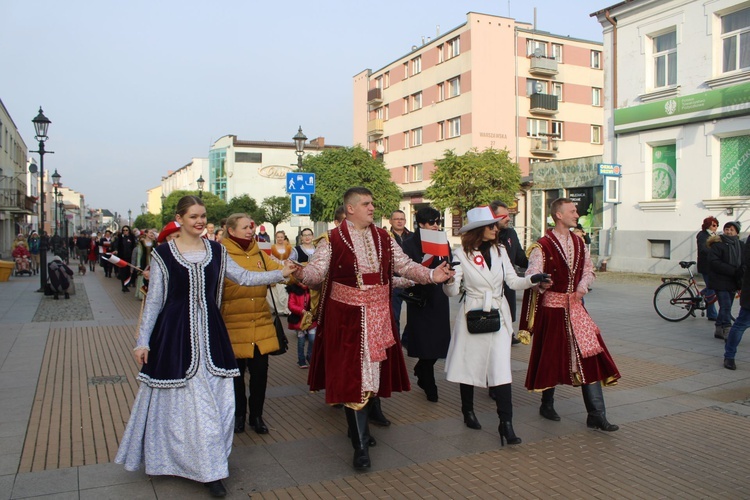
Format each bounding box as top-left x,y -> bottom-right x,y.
286,172 -> 316,194
291,194 -> 311,215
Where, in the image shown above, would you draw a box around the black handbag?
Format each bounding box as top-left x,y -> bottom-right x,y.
466,308 -> 501,334
260,256 -> 288,356
399,289 -> 426,308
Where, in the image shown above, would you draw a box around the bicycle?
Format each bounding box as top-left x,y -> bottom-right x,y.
653,261 -> 717,321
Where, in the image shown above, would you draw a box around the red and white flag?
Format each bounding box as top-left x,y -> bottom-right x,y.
257,241 -> 272,255
102,253 -> 128,268
420,228 -> 450,257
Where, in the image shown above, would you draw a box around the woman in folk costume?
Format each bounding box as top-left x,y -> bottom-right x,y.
443,206 -> 549,445
116,196 -> 298,498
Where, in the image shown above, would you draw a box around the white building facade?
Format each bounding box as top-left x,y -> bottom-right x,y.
593,0 -> 750,273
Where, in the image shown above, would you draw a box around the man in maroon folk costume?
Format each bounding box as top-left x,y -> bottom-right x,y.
519,198 -> 620,432
295,187 -> 455,470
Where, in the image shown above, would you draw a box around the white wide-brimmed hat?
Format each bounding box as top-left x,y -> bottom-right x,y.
459,206 -> 503,233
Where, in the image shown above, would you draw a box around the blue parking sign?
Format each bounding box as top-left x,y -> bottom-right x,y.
291,194 -> 311,215
286,172 -> 316,194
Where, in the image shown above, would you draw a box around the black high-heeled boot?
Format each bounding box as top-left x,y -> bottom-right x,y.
581,382 -> 619,431
498,421 -> 522,446
344,407 -> 371,470
460,384 -> 481,429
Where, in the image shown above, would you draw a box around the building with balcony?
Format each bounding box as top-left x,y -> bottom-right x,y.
0,98 -> 32,258
353,11 -> 604,232
592,0 -> 750,273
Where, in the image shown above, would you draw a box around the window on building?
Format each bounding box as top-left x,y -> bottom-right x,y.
403,131 -> 410,148
592,87 -> 602,106
721,6 -> 750,73
448,36 -> 460,58
437,82 -> 445,101
591,125 -> 602,144
384,137 -> 389,153
448,117 -> 461,138
384,71 -> 390,88
552,82 -> 563,100
412,56 -> 422,76
403,62 -> 409,79
437,44 -> 444,63
403,166 -> 409,184
375,139 -> 384,156
527,118 -> 548,137
653,30 -> 677,87
375,107 -> 384,120
719,135 -> 750,196
448,77 -> 461,98
652,144 -> 677,199
375,76 -> 383,89
0,120 -> 3,148
412,127 -> 422,146
552,121 -> 564,140
527,39 -> 547,56
526,78 -> 548,96
403,97 -> 409,114
412,91 -> 422,111
384,104 -> 390,120
552,43 -> 563,62
437,121 -> 445,140
412,163 -> 423,182
591,50 -> 602,69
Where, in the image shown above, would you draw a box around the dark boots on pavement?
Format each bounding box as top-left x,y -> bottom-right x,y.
493,383 -> 521,446
539,388 -> 561,421
344,406 -> 371,470
581,381 -> 619,431
367,396 -> 390,426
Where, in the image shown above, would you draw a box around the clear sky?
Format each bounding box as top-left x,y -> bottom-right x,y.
2,0 -> 608,219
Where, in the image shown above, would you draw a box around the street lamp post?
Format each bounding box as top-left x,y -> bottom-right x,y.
160,193 -> 167,227
141,203 -> 146,215
293,126 -> 307,169
51,169 -> 61,235
31,108 -> 52,293
128,209 -> 132,226
197,175 -> 205,198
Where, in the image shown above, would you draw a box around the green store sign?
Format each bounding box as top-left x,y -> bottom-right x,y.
614,81 -> 750,133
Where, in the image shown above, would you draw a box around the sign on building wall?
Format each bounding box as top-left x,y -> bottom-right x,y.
720,135 -> 750,197
652,145 -> 676,199
567,188 -> 594,230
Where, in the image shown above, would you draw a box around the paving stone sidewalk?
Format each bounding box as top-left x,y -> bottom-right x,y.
0,264 -> 748,499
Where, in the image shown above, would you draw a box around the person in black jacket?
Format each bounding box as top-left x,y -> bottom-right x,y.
401,207 -> 452,402
724,234 -> 750,370
491,201 -> 528,345
113,225 -> 137,293
708,221 -> 745,340
697,216 -> 719,322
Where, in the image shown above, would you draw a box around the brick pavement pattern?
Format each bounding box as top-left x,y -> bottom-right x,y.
1,262 -> 749,498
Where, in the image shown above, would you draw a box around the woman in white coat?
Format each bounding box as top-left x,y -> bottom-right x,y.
443,206 -> 549,445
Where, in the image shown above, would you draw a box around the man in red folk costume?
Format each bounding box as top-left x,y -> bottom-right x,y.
295,187 -> 455,470
519,197 -> 620,432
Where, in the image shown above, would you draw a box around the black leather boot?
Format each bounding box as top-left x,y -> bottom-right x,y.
460,384 -> 481,429
344,407 -> 371,470
581,382 -> 619,431
367,396 -> 391,427
249,416 -> 268,434
540,388 -> 561,421
233,415 -> 245,434
493,384 -> 521,446
498,421 -> 522,446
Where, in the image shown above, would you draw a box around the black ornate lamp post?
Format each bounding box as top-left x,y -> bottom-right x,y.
293,126 -> 307,169
51,169 -> 61,234
197,175 -> 205,198
31,107 -> 53,293
141,203 -> 146,215
128,209 -> 132,226
160,193 -> 167,226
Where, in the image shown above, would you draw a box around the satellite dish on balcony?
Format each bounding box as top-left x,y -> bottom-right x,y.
376,145 -> 385,154
535,81 -> 543,93
534,48 -> 544,57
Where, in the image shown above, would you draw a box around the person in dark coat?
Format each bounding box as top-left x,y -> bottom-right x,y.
724,233 -> 750,370
113,225 -> 136,293
697,216 -> 719,322
48,256 -> 74,299
708,221 -> 745,340
401,207 -> 452,402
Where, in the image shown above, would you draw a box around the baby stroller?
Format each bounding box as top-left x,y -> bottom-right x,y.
12,244 -> 33,276
47,257 -> 74,299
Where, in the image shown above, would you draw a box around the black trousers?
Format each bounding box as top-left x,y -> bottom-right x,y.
461,383 -> 514,421
233,346 -> 269,419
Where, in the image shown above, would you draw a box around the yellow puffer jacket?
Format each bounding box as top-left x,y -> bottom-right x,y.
221,238 -> 284,358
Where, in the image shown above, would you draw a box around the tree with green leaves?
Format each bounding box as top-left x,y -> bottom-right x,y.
259,195 -> 291,235
160,190 -> 227,227
133,213 -> 161,230
301,146 -> 401,222
425,148 -> 521,220
224,194 -> 263,223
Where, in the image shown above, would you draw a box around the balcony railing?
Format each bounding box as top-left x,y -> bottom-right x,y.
529,134 -> 559,156
529,55 -> 558,76
367,88 -> 383,105
367,119 -> 384,137
0,188 -> 35,213
529,93 -> 559,115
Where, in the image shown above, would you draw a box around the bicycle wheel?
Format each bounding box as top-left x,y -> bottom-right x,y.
654,281 -> 695,321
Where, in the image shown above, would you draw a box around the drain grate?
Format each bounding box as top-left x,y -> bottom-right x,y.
88,375 -> 126,385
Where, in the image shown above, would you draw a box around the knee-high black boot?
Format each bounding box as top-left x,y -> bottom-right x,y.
415,358 -> 438,402
492,383 -> 521,446
344,407 -> 371,470
540,387 -> 561,421
367,396 -> 391,427
460,383 -> 481,429
581,382 -> 619,431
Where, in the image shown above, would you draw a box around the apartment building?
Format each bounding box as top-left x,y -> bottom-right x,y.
353,11 -> 604,231
0,98 -> 32,257
592,0 -> 750,273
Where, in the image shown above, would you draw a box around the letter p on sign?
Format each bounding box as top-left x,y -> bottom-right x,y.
291,194 -> 311,215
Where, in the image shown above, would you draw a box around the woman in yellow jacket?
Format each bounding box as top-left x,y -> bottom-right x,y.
222,213 -> 285,434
